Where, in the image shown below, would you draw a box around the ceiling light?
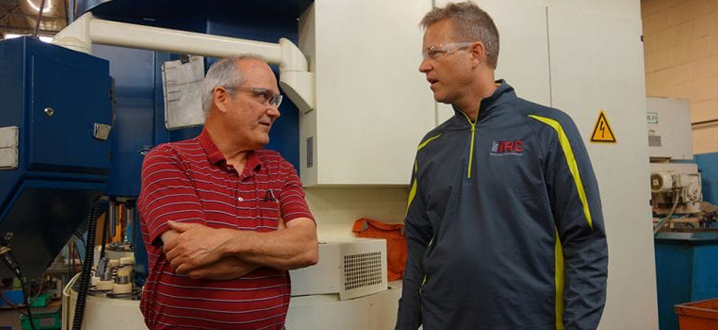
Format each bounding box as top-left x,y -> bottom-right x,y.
26,0 -> 54,13
3,34 -> 54,43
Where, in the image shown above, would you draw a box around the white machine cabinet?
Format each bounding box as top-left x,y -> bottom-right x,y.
298,0 -> 436,186
547,5 -> 658,330
646,97 -> 693,160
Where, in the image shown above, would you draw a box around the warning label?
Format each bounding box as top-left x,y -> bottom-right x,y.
590,111 -> 616,143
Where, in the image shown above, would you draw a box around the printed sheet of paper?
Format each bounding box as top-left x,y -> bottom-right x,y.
162,56 -> 205,130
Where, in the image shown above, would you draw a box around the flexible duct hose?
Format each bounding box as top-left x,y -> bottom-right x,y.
71,200 -> 102,330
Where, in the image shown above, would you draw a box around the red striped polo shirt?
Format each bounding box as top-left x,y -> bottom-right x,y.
138,128 -> 314,330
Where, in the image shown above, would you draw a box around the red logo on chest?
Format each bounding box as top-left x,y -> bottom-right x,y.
491,140 -> 524,154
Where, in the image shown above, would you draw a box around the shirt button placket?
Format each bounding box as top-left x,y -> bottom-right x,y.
237,170 -> 252,219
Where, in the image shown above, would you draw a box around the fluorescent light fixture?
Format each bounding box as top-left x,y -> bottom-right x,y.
4,33 -> 54,43
26,0 -> 54,13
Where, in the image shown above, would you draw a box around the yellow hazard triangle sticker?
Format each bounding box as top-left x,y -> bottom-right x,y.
590,110 -> 616,143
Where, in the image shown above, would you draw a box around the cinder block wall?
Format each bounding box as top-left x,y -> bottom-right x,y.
642,0 -> 718,154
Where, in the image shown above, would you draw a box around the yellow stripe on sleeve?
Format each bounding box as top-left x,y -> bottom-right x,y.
555,228 -> 565,330
406,164 -> 418,216
528,115 -> 594,230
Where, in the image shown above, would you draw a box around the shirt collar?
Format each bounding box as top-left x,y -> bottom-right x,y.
198,128 -> 262,172
198,128 -> 225,164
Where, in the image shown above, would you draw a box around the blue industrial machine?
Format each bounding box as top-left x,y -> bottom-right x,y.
655,231 -> 718,330
696,153 -> 718,207
0,1 -> 311,328
0,0 -> 311,283
0,37 -> 112,278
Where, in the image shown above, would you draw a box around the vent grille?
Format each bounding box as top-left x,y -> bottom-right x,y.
648,135 -> 662,147
343,252 -> 383,290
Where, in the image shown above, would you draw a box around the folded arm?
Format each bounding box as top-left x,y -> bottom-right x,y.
160,229 -> 257,280
163,217 -> 318,275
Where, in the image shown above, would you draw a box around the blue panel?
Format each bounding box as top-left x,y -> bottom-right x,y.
696,152 -> 718,205
0,38 -> 27,215
0,37 -> 111,278
655,242 -> 693,330
92,45 -> 160,197
655,236 -> 718,330
691,245 -> 718,300
153,52 -> 173,145
0,38 -> 25,129
28,55 -> 112,172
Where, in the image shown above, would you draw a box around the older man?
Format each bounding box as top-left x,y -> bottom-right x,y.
138,55 -> 318,330
397,2 -> 608,330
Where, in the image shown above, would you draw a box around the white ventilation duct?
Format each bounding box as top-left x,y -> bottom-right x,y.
52,13 -> 315,113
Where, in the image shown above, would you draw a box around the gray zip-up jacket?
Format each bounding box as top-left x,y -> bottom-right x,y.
396,81 -> 608,330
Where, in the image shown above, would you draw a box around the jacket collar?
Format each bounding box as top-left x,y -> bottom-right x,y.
452,80 -> 516,124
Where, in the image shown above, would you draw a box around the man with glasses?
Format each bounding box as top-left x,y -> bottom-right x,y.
397,2 -> 607,330
138,56 -> 318,330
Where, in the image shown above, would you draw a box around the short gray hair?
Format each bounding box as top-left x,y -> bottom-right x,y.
202,54 -> 266,116
420,2 -> 500,69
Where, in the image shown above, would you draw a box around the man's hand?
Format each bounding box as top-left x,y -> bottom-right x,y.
186,257 -> 258,281
163,221 -> 235,274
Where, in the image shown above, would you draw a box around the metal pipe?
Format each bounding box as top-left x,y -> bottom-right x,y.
691,118 -> 718,126
123,205 -> 131,243
32,0 -> 48,37
108,199 -> 117,240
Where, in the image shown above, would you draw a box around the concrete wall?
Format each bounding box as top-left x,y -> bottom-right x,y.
642,0 -> 718,154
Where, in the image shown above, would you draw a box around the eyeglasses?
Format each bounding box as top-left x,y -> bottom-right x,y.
225,86 -> 283,107
422,42 -> 475,61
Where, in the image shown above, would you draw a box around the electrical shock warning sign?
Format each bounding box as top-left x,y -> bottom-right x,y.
590,111 -> 616,143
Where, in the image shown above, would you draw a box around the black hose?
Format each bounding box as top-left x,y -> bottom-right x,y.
20,274 -> 36,330
72,200 -> 102,330
0,246 -> 35,329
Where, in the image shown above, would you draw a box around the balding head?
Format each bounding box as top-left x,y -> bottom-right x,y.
202,55 -> 267,117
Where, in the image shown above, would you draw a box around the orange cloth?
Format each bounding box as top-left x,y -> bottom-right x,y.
352,218 -> 407,281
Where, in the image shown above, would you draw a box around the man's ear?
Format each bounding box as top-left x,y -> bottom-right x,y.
214,87 -> 231,114
470,41 -> 487,67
